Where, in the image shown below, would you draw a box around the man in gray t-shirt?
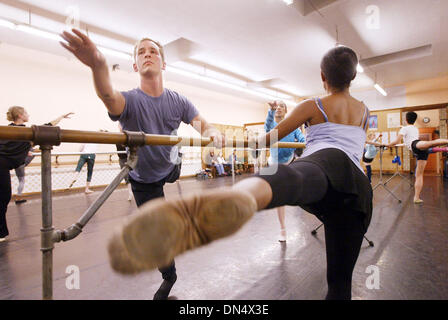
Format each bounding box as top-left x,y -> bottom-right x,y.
61,29 -> 224,300
109,87 -> 199,183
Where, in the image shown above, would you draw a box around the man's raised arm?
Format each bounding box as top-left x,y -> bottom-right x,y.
386,134 -> 404,147
60,29 -> 125,116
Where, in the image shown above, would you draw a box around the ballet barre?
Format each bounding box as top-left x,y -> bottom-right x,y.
0,125 -> 305,149
31,151 -> 127,156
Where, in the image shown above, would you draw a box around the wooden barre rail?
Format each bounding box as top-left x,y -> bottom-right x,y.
31,151 -> 127,156
0,125 -> 306,149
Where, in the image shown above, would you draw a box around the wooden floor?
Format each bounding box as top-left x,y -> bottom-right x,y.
1,173 -> 447,300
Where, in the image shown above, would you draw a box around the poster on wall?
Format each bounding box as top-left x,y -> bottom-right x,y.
368,115 -> 378,130
387,112 -> 401,128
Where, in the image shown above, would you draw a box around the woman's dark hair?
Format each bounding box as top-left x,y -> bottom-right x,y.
320,46 -> 358,91
406,112 -> 417,124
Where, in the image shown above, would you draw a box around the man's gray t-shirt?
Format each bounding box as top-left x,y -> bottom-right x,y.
109,88 -> 199,183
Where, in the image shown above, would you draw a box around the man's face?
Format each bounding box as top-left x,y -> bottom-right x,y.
275,103 -> 287,118
133,40 -> 165,76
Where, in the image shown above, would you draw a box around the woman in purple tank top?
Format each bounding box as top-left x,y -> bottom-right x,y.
107,46 -> 373,300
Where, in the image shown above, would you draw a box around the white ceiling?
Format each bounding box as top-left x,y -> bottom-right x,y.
1,0 -> 447,99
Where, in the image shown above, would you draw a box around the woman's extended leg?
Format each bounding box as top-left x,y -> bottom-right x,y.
415,139 -> 448,150
107,161 -> 328,274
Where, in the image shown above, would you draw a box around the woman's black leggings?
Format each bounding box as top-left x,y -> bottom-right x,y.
256,160 -> 365,300
0,157 -> 12,238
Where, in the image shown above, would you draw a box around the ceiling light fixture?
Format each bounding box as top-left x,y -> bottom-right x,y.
16,24 -> 61,41
0,17 -> 16,29
0,16 -> 134,60
97,46 -> 132,61
166,65 -> 296,104
374,83 -> 387,96
373,72 -> 387,96
283,0 -> 294,5
356,64 -> 364,73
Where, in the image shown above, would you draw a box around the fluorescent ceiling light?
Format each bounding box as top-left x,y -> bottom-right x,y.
254,87 -> 292,100
272,84 -> 304,98
0,18 -> 16,29
374,83 -> 387,96
97,46 -> 132,61
0,16 -> 133,61
283,0 -> 294,5
357,64 -> 364,73
166,65 -> 296,104
16,24 -> 61,41
89,33 -> 134,57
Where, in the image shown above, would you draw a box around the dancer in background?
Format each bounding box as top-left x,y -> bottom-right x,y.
13,111 -> 74,203
363,133 -> 382,183
69,143 -> 98,194
387,112 -> 448,203
1,106 -> 31,241
264,100 -> 305,242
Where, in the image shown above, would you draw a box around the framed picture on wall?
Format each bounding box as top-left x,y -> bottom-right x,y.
368,115 -> 378,130
387,112 -> 401,128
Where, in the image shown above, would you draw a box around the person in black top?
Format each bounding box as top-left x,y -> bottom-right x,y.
0,106 -> 32,241
0,107 -> 73,241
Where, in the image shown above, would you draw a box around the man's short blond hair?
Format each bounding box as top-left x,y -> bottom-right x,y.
133,38 -> 165,64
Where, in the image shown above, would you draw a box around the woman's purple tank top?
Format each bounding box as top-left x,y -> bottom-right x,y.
301,98 -> 369,173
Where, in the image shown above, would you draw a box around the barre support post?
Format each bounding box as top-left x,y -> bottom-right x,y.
40,145 -> 54,300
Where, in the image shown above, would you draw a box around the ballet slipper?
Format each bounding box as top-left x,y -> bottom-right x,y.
107,189 -> 257,274
279,228 -> 287,242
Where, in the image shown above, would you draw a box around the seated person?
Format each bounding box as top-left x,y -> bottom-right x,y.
228,149 -> 243,175
205,150 -> 226,177
217,152 -> 232,175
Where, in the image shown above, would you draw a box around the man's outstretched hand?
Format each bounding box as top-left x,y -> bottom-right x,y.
60,29 -> 105,69
268,101 -> 278,111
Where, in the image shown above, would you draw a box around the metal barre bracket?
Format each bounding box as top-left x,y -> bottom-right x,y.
123,130 -> 146,147
32,125 -> 61,146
